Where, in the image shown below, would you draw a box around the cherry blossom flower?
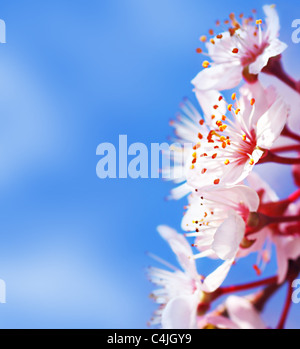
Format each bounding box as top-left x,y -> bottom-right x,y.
147,2 -> 300,330
260,74 -> 300,137
182,185 -> 260,284
148,225 -> 235,328
192,5 -> 287,92
187,81 -> 288,191
166,97 -> 226,199
197,295 -> 266,329
224,295 -> 266,329
246,171 -> 300,282
270,202 -> 300,283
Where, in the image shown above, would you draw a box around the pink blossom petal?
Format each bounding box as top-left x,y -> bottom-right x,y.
192,63 -> 242,91
248,40 -> 287,75
212,212 -> 245,260
263,5 -> 280,40
161,295 -> 198,329
203,315 -> 239,329
202,258 -> 234,292
256,98 -> 289,149
157,225 -> 197,278
226,296 -> 266,329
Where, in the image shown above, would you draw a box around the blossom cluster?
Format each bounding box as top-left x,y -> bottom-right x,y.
148,5 -> 300,329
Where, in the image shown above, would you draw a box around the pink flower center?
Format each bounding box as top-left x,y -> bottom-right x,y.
241,41 -> 269,67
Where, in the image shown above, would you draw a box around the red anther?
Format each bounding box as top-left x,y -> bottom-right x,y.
253,264 -> 262,276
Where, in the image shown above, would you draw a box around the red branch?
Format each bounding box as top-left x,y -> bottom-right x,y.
219,276 -> 278,295
277,281 -> 294,329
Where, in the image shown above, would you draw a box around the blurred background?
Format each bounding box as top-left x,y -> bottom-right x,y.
0,0 -> 299,328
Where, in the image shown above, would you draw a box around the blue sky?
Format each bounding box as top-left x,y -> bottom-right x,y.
0,0 -> 299,328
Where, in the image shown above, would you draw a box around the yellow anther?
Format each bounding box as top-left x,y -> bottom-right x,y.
202,61 -> 210,68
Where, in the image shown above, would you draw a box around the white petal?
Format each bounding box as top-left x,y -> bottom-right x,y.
249,53 -> 270,75
204,185 -> 260,212
256,98 -> 289,149
263,4 -> 280,40
249,40 -> 287,75
192,63 -> 242,91
212,212 -> 245,260
202,258 -> 234,292
157,225 -> 197,277
203,315 -> 239,329
226,296 -> 266,329
161,295 -> 198,329
169,182 -> 192,200
274,235 -> 300,283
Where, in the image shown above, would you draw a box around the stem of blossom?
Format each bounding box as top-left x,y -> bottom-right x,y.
272,144 -> 300,153
262,56 -> 300,94
288,188 -> 300,202
276,281 -> 293,329
218,276 -> 278,296
258,151 -> 300,165
245,212 -> 300,238
258,189 -> 300,218
268,214 -> 300,225
281,126 -> 300,143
